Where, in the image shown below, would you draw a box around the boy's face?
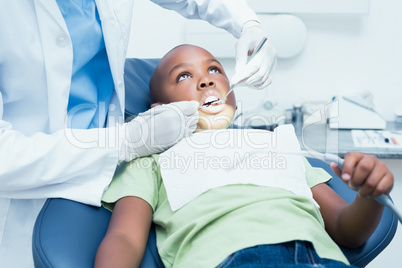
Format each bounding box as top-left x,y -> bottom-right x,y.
152,45 -> 236,132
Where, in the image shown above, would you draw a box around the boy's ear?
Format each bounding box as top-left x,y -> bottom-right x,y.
151,102 -> 163,108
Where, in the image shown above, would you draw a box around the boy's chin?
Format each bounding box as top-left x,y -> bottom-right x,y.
195,107 -> 235,133
194,119 -> 232,133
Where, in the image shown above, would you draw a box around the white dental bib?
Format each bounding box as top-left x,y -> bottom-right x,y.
159,124 -> 314,211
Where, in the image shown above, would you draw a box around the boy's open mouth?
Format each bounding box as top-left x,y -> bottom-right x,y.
202,95 -> 221,107
200,90 -> 224,107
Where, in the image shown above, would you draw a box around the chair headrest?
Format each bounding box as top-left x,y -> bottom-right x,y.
124,58 -> 160,118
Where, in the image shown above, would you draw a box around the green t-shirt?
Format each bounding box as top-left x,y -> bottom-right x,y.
102,155 -> 348,268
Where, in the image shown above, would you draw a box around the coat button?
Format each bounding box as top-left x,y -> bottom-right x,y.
56,33 -> 70,47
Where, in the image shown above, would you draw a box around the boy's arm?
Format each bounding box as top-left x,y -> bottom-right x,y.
312,152 -> 394,248
95,196 -> 153,267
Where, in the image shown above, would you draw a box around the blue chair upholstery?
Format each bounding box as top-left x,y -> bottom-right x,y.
32,58 -> 397,268
33,199 -> 164,268
123,58 -> 160,118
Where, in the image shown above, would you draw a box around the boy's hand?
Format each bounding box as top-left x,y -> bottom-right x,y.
118,101 -> 199,162
331,152 -> 394,198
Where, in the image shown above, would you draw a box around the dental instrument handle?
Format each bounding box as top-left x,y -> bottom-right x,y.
221,37 -> 268,102
246,37 -> 268,64
222,84 -> 235,103
323,153 -> 344,169
324,153 -> 402,224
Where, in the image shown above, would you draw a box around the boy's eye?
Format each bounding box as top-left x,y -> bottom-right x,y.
177,73 -> 191,82
209,67 -> 221,74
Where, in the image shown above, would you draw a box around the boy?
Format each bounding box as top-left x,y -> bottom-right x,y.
95,45 -> 394,267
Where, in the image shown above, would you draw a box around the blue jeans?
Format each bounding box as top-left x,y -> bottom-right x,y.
216,241 -> 356,268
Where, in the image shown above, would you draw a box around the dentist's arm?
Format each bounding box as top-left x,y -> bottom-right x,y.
0,97 -> 198,204
0,122 -> 117,205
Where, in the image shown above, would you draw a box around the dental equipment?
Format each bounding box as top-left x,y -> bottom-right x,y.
201,37 -> 268,108
292,150 -> 402,224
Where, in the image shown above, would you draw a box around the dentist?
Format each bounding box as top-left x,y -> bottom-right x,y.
0,0 -> 276,266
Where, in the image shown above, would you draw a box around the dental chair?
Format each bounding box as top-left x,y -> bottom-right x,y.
32,58 -> 398,268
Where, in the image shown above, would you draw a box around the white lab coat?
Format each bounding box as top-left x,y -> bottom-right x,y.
0,0 -> 258,266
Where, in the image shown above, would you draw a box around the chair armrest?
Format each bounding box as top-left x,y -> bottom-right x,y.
33,198 -> 164,268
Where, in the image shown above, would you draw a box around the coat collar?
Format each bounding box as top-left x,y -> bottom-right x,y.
34,0 -> 69,33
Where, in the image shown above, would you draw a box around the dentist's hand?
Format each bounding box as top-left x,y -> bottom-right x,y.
232,20 -> 277,89
118,101 -> 199,162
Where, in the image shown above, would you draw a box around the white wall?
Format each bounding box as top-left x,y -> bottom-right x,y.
127,0 -> 402,121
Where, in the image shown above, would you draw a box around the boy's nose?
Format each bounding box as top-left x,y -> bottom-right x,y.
199,80 -> 215,90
